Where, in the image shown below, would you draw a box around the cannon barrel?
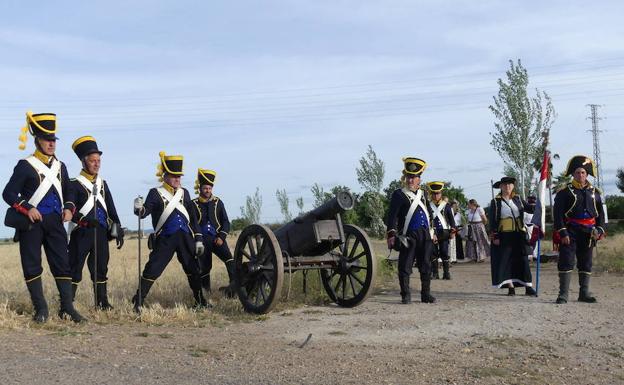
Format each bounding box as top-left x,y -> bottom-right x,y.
274,191 -> 354,257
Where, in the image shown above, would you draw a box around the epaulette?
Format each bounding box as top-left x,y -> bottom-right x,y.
555,183 -> 572,194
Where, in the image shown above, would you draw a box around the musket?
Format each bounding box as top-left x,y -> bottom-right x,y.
137,196 -> 143,310
92,182 -> 98,309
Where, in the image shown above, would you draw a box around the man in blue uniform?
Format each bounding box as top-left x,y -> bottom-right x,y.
553,155 -> 606,304
2,111 -> 85,323
427,182 -> 457,280
386,157 -> 437,304
192,169 -> 235,298
132,152 -> 206,312
67,136 -> 124,309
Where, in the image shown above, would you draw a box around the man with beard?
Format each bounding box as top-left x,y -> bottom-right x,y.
192,169 -> 235,299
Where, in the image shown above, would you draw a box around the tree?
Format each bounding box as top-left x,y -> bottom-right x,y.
296,197 -> 305,216
489,59 -> 556,198
551,170 -> 571,192
275,188 -> 292,222
444,181 -> 468,206
230,217 -> 248,232
605,195 -> 624,219
383,179 -> 402,202
617,168 -> 624,193
311,183 -> 326,208
240,187 -> 262,225
356,145 -> 385,192
356,145 -> 386,238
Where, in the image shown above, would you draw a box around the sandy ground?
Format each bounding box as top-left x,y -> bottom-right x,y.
0,260 -> 622,385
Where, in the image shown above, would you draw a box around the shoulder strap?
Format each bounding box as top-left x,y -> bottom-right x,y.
75,175 -> 108,216
401,188 -> 428,235
25,156 -> 63,207
429,201 -> 449,229
154,187 -> 188,234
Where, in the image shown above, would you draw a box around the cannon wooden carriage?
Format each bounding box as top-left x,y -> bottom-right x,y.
233,192 -> 377,314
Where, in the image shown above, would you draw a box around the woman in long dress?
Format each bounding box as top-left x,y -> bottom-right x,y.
464,199 -> 490,262
488,177 -> 537,296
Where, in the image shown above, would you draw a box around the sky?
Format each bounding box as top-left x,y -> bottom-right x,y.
1,0 -> 624,237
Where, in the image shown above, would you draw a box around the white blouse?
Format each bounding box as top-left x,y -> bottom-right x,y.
500,198 -> 520,219
466,207 -> 485,223
453,212 -> 463,226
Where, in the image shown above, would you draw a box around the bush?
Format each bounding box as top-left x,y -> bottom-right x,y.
605,195 -> 624,220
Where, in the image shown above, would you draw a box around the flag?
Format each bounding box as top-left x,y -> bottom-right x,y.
535,150 -> 550,230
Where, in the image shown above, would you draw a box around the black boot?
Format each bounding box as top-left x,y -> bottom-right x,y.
399,274 -> 411,304
201,273 -> 211,293
507,285 -> 516,296
420,279 -> 436,303
132,278 -> 154,313
95,282 -> 113,310
218,260 -> 238,298
26,278 -> 48,323
71,282 -> 78,302
525,286 -> 537,296
578,272 -> 597,303
442,261 -> 451,280
431,259 -> 440,280
188,275 -> 212,309
56,279 -> 86,323
556,271 -> 571,304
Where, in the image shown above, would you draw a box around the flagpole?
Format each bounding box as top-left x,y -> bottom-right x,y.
536,238 -> 541,296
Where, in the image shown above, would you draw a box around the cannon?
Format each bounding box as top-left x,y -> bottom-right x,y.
233,192 -> 376,314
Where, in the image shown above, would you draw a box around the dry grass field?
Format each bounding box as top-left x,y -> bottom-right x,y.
0,231 -> 622,384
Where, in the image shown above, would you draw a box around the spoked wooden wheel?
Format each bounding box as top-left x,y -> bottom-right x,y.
321,224 -> 376,307
234,224 -> 284,314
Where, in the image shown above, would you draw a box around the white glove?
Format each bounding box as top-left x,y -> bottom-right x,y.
195,241 -> 205,257
134,197 -> 144,215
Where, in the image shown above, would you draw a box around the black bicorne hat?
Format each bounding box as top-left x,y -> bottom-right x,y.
72,136 -> 102,160
565,155 -> 596,177
492,176 -> 516,189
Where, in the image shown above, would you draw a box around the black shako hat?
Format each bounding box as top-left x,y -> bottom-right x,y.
197,169 -> 216,187
492,176 -> 516,189
402,157 -> 427,176
427,181 -> 445,193
156,151 -> 184,180
19,111 -> 59,150
72,136 -> 103,160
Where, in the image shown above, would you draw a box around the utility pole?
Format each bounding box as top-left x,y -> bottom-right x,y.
586,104 -> 609,224
586,104 -> 604,190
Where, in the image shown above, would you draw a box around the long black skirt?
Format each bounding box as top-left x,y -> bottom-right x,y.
490,232 -> 533,288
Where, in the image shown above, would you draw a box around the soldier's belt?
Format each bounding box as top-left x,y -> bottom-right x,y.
565,217 -> 596,226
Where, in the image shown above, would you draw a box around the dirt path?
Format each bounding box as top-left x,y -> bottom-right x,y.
1,262 -> 623,385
